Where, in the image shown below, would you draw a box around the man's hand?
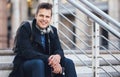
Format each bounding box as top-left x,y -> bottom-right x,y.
48,54 -> 61,67
48,54 -> 62,74
52,63 -> 62,74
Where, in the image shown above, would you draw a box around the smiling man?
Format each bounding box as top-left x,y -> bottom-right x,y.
9,3 -> 77,77
35,5 -> 52,29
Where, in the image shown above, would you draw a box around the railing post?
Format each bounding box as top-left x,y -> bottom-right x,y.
92,22 -> 100,77
67,0 -> 120,39
53,0 -> 59,29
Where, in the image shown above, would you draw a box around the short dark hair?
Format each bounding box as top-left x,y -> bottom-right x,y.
36,3 -> 53,16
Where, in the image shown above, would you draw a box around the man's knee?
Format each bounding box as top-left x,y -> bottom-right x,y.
32,59 -> 44,68
64,58 -> 77,77
23,59 -> 44,70
65,58 -> 74,66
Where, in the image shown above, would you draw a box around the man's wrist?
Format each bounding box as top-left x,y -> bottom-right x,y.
61,67 -> 65,75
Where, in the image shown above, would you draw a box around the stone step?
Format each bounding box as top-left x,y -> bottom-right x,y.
0,49 -> 14,56
0,63 -> 13,70
76,65 -> 120,77
0,66 -> 120,77
0,54 -> 120,66
0,49 -> 120,55
65,54 -> 120,66
0,56 -> 14,63
0,53 -> 120,70
0,70 -> 11,77
0,49 -> 120,77
64,50 -> 120,54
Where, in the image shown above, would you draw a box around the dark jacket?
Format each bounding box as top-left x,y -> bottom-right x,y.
9,19 -> 65,77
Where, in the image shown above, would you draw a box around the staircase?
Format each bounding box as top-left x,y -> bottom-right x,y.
0,49 -> 13,77
56,0 -> 120,77
0,49 -> 120,77
69,52 -> 120,77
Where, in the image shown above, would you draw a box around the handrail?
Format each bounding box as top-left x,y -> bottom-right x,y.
100,35 -> 120,51
79,0 -> 120,29
58,30 -> 92,58
99,56 -> 120,74
67,0 -> 120,39
60,40 -> 91,67
100,46 -> 120,63
59,3 -> 90,27
59,21 -> 91,47
59,12 -> 91,37
99,67 -> 113,77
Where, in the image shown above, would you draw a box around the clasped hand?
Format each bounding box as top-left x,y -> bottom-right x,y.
48,54 -> 62,74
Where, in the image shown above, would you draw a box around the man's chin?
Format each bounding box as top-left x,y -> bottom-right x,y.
41,26 -> 48,29
43,25 -> 49,28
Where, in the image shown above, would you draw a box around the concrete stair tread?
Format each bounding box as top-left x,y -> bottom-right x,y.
65,54 -> 120,60
0,49 -> 14,55
0,62 -> 120,71
0,49 -> 120,55
64,50 -> 120,54
0,62 -> 120,77
0,63 -> 13,70
0,52 -> 120,65
65,54 -> 120,65
0,70 -> 11,77
0,56 -> 14,63
76,65 -> 120,74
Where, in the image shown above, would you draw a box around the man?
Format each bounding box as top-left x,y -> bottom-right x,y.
9,3 -> 77,77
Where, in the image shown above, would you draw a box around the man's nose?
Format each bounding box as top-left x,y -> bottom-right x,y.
43,16 -> 47,20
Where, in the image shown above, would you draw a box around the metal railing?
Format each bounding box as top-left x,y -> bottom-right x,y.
67,0 -> 120,39
53,0 -> 120,77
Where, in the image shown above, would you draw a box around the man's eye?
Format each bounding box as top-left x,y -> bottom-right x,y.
46,16 -> 50,18
39,15 -> 43,17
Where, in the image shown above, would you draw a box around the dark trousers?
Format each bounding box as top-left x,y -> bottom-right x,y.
23,58 -> 77,77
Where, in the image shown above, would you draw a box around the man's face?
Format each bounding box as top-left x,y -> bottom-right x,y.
35,8 -> 52,29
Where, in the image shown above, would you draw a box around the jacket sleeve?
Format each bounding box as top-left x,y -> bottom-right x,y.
52,27 -> 65,61
14,23 -> 49,62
